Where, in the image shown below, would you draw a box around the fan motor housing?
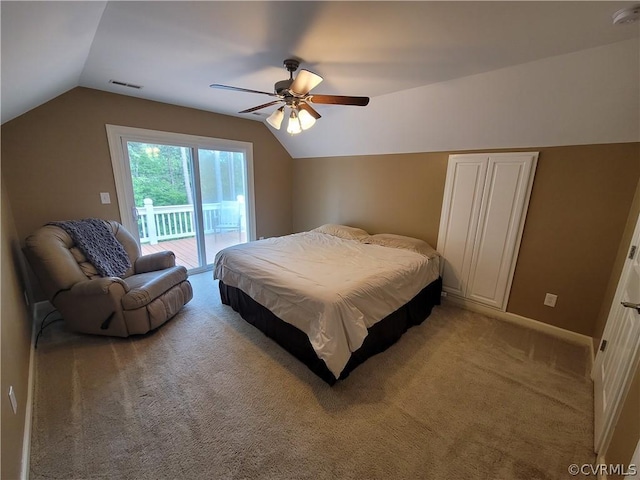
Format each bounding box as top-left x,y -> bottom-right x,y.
274,79 -> 294,95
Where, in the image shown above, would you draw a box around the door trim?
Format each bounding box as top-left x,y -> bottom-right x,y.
106,125 -> 139,241
592,211 -> 640,454
105,124 -> 257,250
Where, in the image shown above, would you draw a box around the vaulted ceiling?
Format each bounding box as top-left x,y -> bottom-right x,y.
2,1 -> 639,157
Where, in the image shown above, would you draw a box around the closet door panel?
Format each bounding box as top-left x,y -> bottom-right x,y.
466,155 -> 536,309
437,156 -> 488,297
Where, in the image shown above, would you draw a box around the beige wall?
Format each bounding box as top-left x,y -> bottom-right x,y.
293,152 -> 449,248
1,177 -> 34,479
293,143 -> 640,337
507,143 -> 639,335
1,87 -> 293,243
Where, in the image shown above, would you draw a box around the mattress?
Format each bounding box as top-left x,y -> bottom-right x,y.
214,231 -> 440,379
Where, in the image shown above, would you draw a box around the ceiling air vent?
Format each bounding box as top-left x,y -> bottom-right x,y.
109,79 -> 143,89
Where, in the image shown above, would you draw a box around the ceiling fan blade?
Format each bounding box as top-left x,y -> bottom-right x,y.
239,101 -> 282,114
307,94 -> 370,106
210,84 -> 278,97
299,102 -> 321,119
289,69 -> 323,96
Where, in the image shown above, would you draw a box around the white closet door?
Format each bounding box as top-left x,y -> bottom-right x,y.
466,153 -> 537,309
437,155 -> 488,297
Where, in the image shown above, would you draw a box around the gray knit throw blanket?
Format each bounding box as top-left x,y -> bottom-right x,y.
49,219 -> 131,277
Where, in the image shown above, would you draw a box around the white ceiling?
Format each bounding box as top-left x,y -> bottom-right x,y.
2,1 -> 639,157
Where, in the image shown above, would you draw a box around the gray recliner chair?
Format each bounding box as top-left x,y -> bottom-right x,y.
25,220 -> 193,337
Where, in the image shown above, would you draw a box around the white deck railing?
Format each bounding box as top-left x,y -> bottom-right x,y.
137,197 -> 244,244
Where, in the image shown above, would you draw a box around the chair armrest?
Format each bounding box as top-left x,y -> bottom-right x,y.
121,266 -> 188,310
135,251 -> 176,273
70,277 -> 130,296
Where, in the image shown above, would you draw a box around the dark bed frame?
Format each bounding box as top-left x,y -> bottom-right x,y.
219,277 -> 442,385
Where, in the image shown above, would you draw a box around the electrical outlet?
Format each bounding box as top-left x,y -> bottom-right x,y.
544,293 -> 558,308
8,386 -> 17,414
100,192 -> 111,204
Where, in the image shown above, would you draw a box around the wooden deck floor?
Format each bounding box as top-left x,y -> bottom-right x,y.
141,231 -> 247,270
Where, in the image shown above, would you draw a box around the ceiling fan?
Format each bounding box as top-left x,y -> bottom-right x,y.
210,59 -> 370,135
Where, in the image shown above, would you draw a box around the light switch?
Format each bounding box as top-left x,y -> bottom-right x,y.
544,293 -> 558,308
100,192 -> 111,204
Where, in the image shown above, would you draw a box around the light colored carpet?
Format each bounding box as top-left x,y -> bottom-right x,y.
30,272 -> 594,480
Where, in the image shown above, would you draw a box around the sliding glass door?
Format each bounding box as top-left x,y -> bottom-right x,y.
125,141 -> 199,269
107,126 -> 255,273
197,149 -> 247,265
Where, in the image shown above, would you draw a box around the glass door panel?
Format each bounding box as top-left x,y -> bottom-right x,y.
126,141 -> 199,269
198,149 -> 248,265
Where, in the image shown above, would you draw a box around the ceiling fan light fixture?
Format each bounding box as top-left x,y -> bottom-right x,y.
266,106 -> 285,129
298,108 -> 317,131
210,58 -> 369,134
287,109 -> 302,135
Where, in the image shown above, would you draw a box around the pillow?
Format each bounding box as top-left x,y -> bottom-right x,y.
312,224 -> 369,241
364,233 -> 438,258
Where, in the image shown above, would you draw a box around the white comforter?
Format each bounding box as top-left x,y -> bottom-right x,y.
213,231 -> 440,378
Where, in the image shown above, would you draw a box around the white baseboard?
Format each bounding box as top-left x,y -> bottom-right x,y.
20,301 -> 55,480
631,440 -> 640,480
443,295 -> 594,349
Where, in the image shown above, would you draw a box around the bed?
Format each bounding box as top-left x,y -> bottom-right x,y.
213,224 -> 442,384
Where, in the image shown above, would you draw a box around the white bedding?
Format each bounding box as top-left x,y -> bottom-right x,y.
213,231 -> 440,378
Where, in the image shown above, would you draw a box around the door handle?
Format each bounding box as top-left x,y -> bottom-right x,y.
621,301 -> 640,314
